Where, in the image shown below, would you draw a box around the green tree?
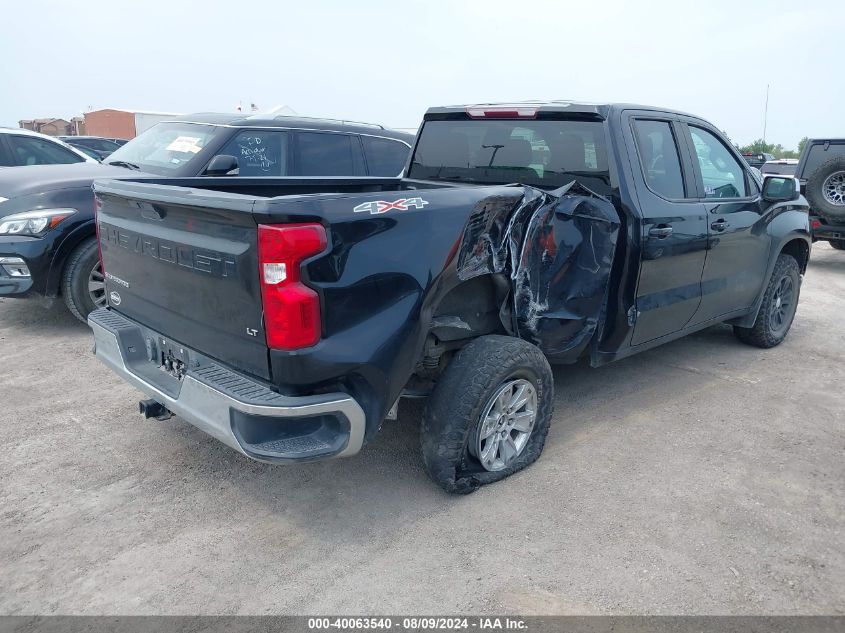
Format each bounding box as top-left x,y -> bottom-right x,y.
798,136 -> 809,155
738,138 -> 801,160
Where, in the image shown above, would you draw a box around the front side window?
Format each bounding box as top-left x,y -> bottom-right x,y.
408,119 -> 610,194
105,122 -> 218,175
218,130 -> 288,176
8,135 -> 84,165
297,132 -> 355,176
632,120 -> 686,199
689,127 -> 747,198
362,136 -> 410,176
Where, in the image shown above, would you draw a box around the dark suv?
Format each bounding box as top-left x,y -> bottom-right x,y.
0,114 -> 414,321
58,136 -> 126,161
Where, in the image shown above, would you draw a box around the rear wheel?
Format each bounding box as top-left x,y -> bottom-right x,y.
829,239 -> 845,251
420,335 -> 554,494
733,253 -> 800,348
61,237 -> 106,323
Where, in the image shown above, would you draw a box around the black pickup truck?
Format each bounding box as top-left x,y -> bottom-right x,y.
89,102 -> 811,493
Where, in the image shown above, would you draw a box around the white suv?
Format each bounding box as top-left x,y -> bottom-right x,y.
0,128 -> 97,167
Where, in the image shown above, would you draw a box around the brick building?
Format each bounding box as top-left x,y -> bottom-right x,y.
18,118 -> 71,136
82,109 -> 180,139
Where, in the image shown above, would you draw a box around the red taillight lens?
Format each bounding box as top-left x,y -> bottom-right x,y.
257,223 -> 328,350
810,218 -> 821,229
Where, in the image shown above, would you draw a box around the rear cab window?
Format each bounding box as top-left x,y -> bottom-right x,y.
408,118 -> 610,194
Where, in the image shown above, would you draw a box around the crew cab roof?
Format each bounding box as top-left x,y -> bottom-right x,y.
166,112 -> 414,142
424,101 -> 699,120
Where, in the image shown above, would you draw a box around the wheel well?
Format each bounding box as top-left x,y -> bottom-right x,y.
412,275 -> 511,385
431,275 -> 510,341
780,238 -> 810,274
46,228 -> 97,297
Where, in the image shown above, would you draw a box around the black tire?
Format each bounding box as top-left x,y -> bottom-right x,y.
805,156 -> 845,223
733,254 -> 801,349
420,335 -> 554,494
829,240 -> 845,251
61,237 -> 105,323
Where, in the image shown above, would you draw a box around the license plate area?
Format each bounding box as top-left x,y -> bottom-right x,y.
153,336 -> 191,381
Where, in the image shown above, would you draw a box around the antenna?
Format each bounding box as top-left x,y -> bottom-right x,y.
762,84 -> 770,144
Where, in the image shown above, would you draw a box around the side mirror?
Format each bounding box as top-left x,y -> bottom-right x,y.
762,176 -> 799,203
203,154 -> 239,176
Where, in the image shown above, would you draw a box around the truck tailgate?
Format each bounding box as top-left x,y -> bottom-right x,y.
94,181 -> 270,379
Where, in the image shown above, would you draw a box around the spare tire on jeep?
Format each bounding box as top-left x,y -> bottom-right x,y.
805,156 -> 845,223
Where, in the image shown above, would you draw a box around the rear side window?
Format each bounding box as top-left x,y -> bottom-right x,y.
804,143 -> 845,175
689,127 -> 747,198
296,132 -> 355,176
408,119 -> 610,194
7,135 -> 84,165
218,130 -> 288,176
362,136 -> 410,176
632,120 -> 685,199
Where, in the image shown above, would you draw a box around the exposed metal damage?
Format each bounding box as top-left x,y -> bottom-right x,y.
455,181 -> 621,360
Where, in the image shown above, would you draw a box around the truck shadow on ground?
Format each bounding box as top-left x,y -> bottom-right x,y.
163,319 -> 752,543
0,290 -> 771,544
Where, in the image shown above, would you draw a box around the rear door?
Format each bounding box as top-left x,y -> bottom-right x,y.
681,122 -> 770,322
625,112 -> 709,345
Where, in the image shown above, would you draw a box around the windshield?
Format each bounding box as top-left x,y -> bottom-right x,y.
761,163 -> 797,176
408,118 -> 610,194
106,122 -> 218,174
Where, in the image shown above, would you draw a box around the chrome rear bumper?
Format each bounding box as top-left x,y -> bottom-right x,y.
88,308 -> 366,462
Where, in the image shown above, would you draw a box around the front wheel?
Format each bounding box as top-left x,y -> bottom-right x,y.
62,237 -> 106,323
733,253 -> 801,348
420,335 -> 554,494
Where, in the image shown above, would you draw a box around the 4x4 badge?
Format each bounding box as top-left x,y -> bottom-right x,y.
353,197 -> 429,215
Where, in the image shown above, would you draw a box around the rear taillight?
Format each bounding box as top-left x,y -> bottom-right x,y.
811,218 -> 821,229
257,223 -> 328,350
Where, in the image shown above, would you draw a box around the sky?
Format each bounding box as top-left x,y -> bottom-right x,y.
1,0 -> 838,149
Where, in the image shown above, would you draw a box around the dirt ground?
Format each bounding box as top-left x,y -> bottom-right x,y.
1,243 -> 843,615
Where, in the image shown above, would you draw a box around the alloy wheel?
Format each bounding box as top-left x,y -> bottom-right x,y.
472,378 -> 537,472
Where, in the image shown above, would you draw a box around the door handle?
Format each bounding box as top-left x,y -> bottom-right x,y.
711,219 -> 730,232
648,225 -> 673,239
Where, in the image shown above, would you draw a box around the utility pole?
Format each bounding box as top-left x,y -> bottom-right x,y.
762,84 -> 770,145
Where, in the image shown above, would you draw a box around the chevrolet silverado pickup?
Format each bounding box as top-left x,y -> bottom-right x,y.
89,102 -> 811,493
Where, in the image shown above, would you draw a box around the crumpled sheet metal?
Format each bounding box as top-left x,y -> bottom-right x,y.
456,181 -> 620,360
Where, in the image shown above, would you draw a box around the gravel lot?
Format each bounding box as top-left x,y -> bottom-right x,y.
1,243 -> 843,615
